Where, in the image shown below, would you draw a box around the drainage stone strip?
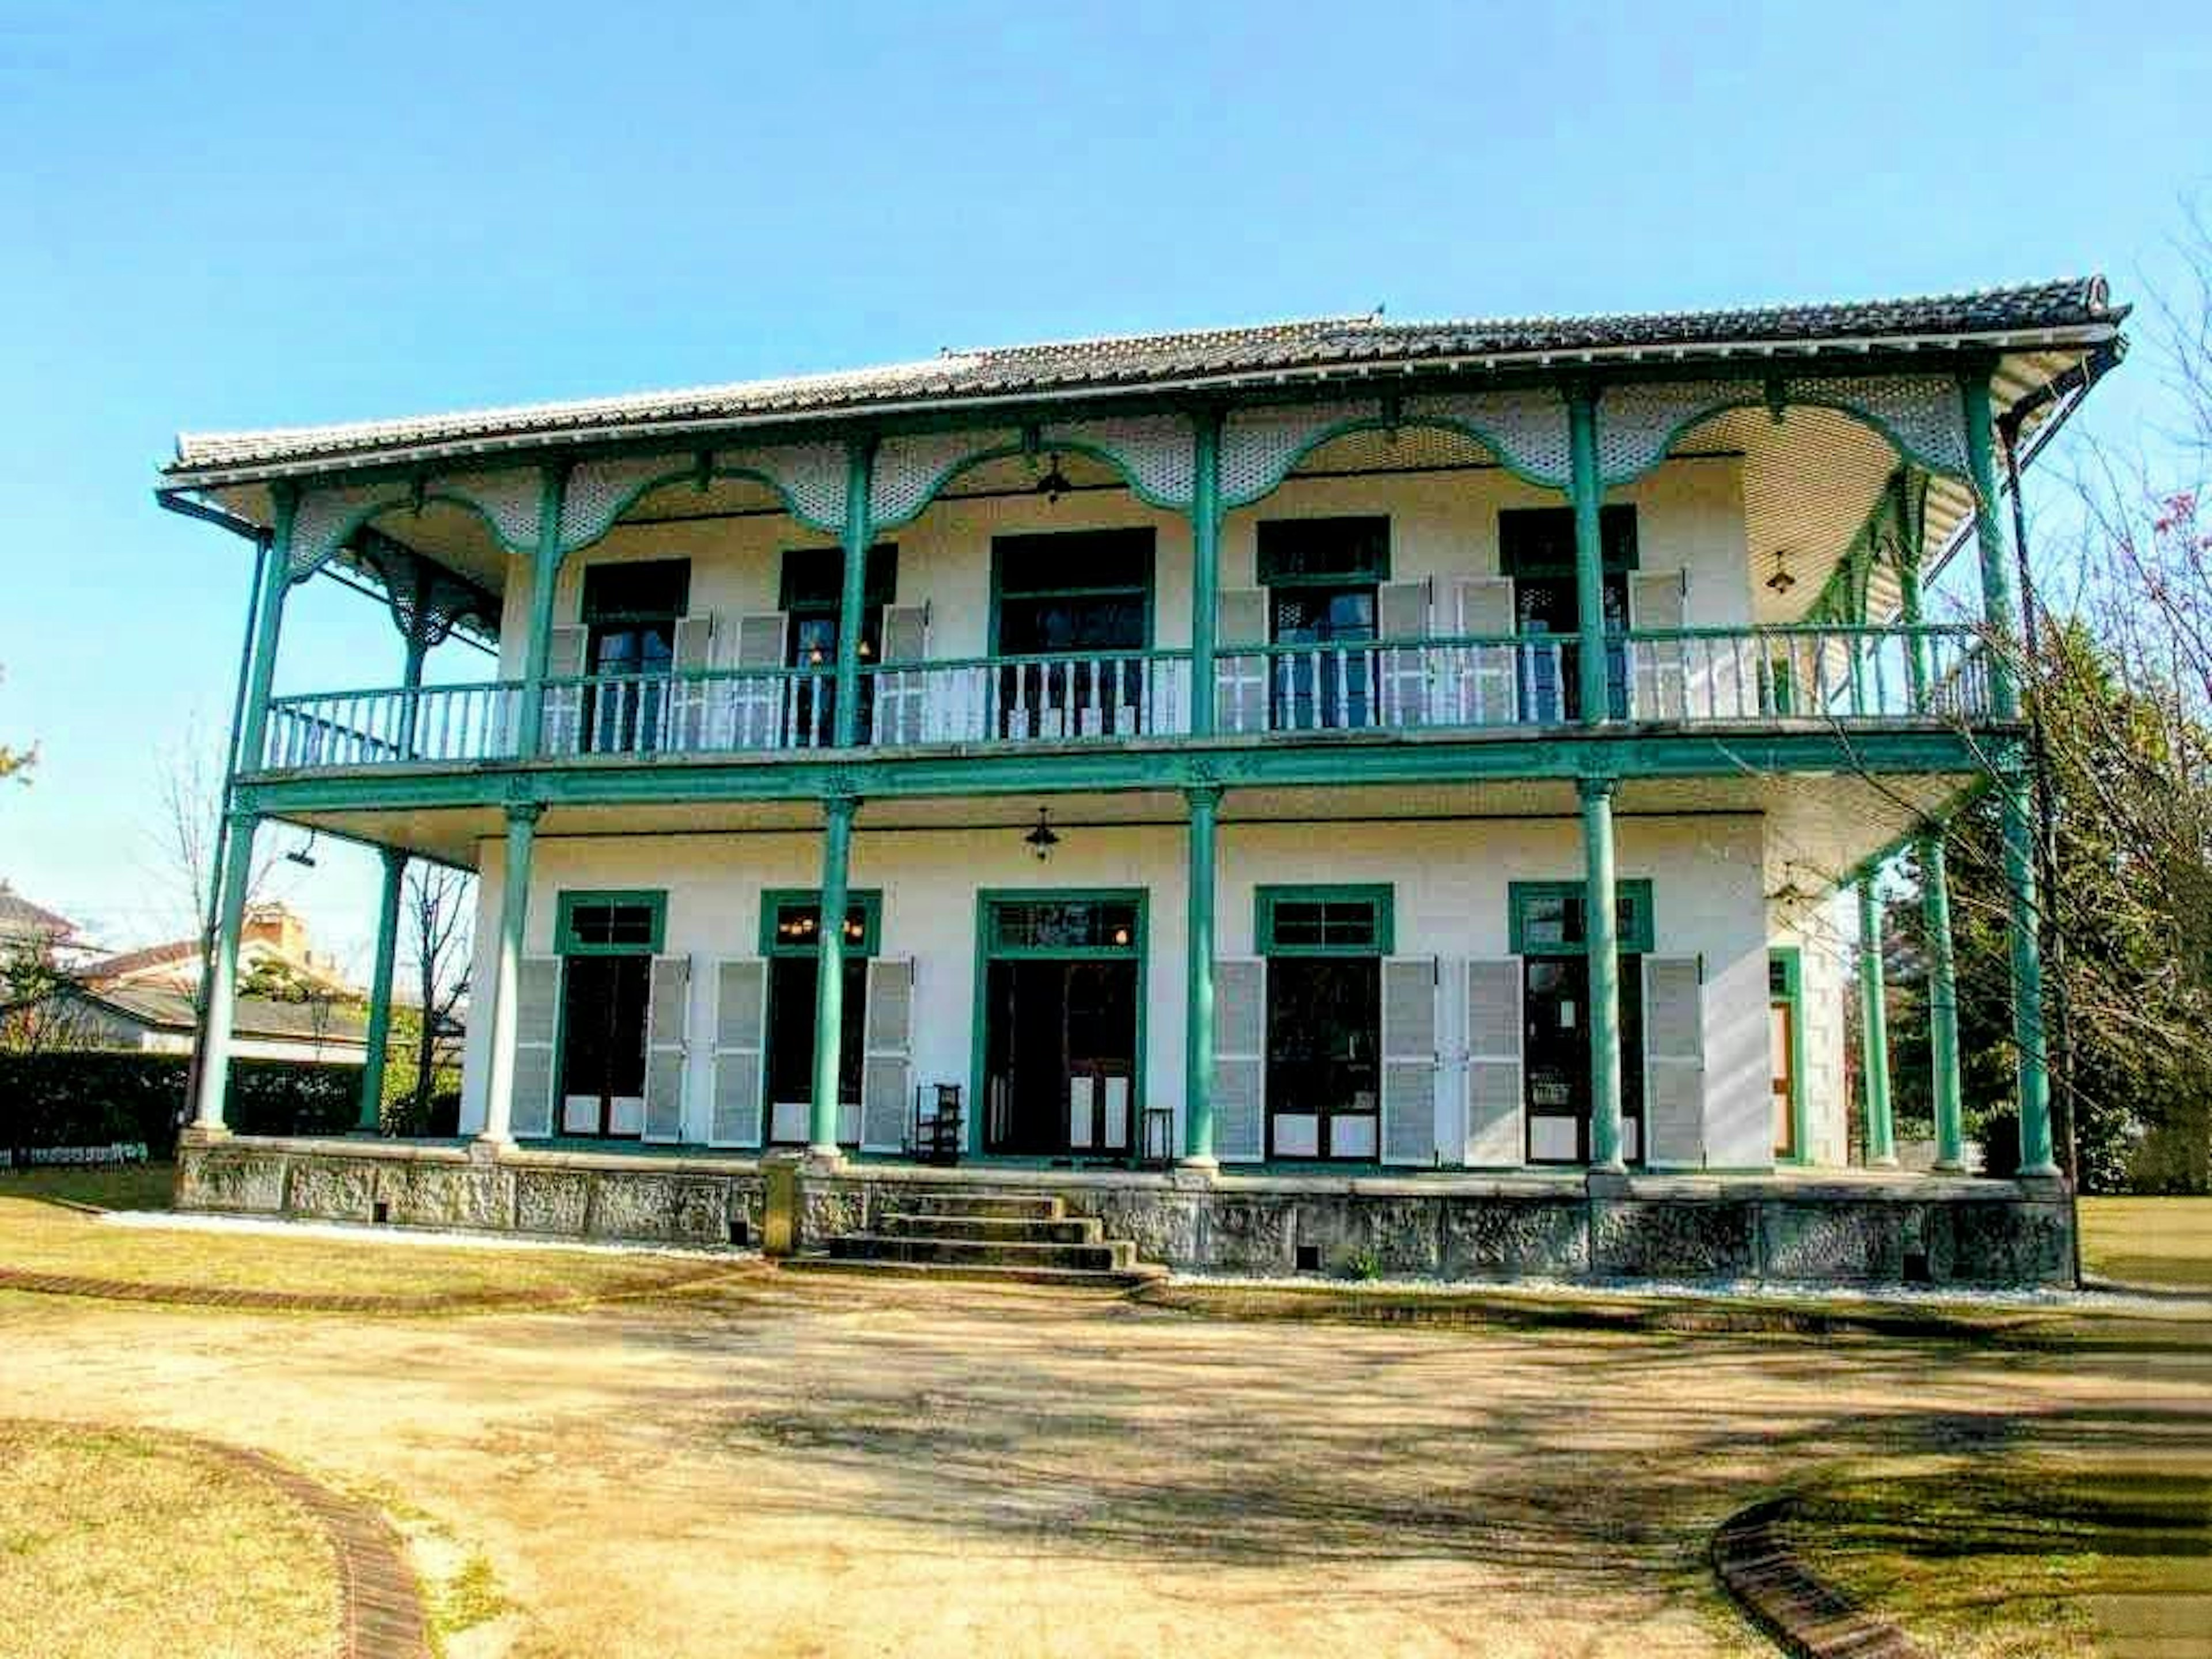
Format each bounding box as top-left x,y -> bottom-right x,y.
1713,1497 -> 1923,1658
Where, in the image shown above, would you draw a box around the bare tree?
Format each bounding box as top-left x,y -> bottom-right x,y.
0,664 -> 33,786
400,863 -> 474,1126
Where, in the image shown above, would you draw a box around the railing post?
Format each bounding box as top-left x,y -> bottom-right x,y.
478,801 -> 542,1146
1960,372 -> 2022,719
810,793 -> 858,1157
1183,784 -> 1221,1166
832,441 -> 877,749
1188,407 -> 1223,738
357,845 -> 408,1132
1567,387 -> 1612,726
1580,776 -> 1626,1172
512,465 -> 569,760
1857,874 -> 1897,1168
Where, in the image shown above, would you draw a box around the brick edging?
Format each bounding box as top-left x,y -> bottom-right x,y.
0,1258 -> 751,1315
1711,1497 -> 1923,1658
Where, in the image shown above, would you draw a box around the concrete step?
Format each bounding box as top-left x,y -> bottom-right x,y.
884,1191 -> 1066,1221
828,1233 -> 1136,1273
878,1212 -> 1104,1245
783,1255 -> 1166,1292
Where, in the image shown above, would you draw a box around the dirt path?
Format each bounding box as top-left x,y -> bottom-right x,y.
4,1274 -> 2206,1658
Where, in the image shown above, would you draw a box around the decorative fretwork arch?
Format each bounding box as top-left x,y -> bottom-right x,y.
286,468 -> 543,582
355,532 -> 499,651
558,442 -> 848,551
867,415 -> 1200,530
1217,389 -> 1576,509
1594,374 -> 1972,488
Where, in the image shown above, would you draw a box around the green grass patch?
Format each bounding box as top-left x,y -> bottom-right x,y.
1779,1463 -> 2212,1658
2080,1196 -> 2212,1294
0,1161 -> 176,1212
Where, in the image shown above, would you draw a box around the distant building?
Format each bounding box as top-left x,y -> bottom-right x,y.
0,881 -> 77,954
81,902 -> 358,999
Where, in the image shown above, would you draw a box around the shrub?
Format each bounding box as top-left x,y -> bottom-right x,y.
0,1053 -> 363,1158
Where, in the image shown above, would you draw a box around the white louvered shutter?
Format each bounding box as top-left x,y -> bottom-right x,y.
1214,590 -> 1268,734
1381,956 -> 1441,1165
1629,571 -> 1687,720
733,613 -> 791,750
872,605 -> 930,746
1643,956 -> 1705,1168
670,615 -> 716,751
1463,959 -> 1523,1166
860,956 -> 915,1152
1376,579 -> 1431,728
1452,578 -> 1517,725
540,627 -> 587,757
1211,957 -> 1266,1162
641,954 -> 691,1143
508,956 -> 562,1138
708,959 -> 767,1148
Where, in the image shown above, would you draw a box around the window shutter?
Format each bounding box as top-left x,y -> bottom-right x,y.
640,954 -> 691,1143
509,956 -> 562,1139
1211,957 -> 1266,1162
732,612 -> 791,749
1450,578 -> 1518,725
1463,958 -> 1522,1166
540,627 -> 587,757
860,956 -> 915,1152
1376,579 -> 1431,728
1381,956 -> 1441,1165
707,959 -> 767,1148
669,615 -> 717,751
1629,571 -> 1687,720
872,605 -> 930,746
1643,956 -> 1705,1168
1214,589 -> 1268,734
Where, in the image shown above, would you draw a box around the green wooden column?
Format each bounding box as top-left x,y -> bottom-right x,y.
478,802 -> 542,1144
355,846 -> 408,1132
512,464 -> 569,760
831,440 -> 877,749
1857,875 -> 1897,1167
192,484 -> 297,1132
1580,777 -> 1625,1171
1567,388 -> 1612,726
1921,834 -> 1967,1172
810,794 -> 859,1157
1187,408 -> 1223,738
1961,372 -> 2055,1176
1183,785 -> 1221,1164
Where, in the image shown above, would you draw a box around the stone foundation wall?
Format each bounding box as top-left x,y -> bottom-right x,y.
174,1138 -> 2074,1288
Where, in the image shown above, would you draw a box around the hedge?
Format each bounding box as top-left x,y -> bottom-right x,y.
0,1052 -> 363,1159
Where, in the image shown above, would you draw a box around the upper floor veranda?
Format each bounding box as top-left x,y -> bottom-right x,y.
160,281 -> 2126,806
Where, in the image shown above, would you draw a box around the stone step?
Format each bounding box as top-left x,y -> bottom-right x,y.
878,1212 -> 1104,1244
783,1255 -> 1166,1292
828,1233 -> 1135,1273
881,1191 -> 1066,1221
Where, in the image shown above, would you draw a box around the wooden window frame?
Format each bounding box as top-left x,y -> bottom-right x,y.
1255,884 -> 1395,958
1255,516 -> 1392,587
757,889 -> 884,959
554,890 -> 668,957
1506,880 -> 1655,957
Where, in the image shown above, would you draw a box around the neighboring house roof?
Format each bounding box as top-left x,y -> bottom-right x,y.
0,882 -> 76,945
81,984 -> 375,1046
164,278 -> 2124,481
80,939 -> 199,984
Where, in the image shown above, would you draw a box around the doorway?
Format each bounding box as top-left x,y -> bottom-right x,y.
559,953 -> 650,1138
1522,954 -> 1645,1164
978,893 -> 1143,1159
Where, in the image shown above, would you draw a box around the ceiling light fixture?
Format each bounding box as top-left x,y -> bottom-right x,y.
1023,806 -> 1061,862
1765,550 -> 1798,596
1034,453 -> 1072,505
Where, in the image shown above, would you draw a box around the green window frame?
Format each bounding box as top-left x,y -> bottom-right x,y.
978,891 -> 1145,958
1255,884 -> 1395,957
987,529 -> 1156,654
1255,516 -> 1391,587
1769,947 -> 1809,1165
1507,880 -> 1654,956
555,890 -> 668,956
777,544 -> 899,612
758,888 -> 882,957
1497,505 -> 1639,578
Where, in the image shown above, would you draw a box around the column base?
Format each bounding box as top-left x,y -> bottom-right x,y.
1171,1158 -> 1219,1190
1930,1160 -> 1967,1175
1584,1166 -> 1631,1196
801,1146 -> 846,1175
177,1123 -> 232,1148
1869,1155 -> 1900,1171
468,1134 -> 512,1164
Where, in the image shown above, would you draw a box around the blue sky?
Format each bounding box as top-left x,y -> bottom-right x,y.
1,0 -> 2207,972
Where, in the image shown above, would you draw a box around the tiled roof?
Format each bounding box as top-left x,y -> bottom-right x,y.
0,882 -> 75,942
86,984 -> 372,1045
166,278 -> 2122,479
81,940 -> 198,983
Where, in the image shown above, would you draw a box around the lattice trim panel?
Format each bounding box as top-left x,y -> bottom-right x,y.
869,429 -> 1022,529
1595,376 -> 1971,485
559,443 -> 849,550
1221,391 -> 1578,507
1595,381 -> 1762,485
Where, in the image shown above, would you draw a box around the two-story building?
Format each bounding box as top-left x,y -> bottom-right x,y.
160,281 -> 2120,1285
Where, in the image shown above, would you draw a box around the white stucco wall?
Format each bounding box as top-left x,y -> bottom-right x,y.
460,812 -> 1772,1168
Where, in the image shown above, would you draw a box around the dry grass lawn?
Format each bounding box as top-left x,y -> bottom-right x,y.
2080,1196 -> 2212,1294
0,1420 -> 340,1659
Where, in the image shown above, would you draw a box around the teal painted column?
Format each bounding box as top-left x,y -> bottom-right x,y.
192,484 -> 297,1131
478,802 -> 542,1144
810,794 -> 858,1156
1567,388 -> 1612,726
355,846 -> 408,1132
1960,373 -> 2022,718
1182,785 -> 1221,1164
1187,409 -> 1223,738
1580,777 -> 1625,1171
831,441 -> 877,749
2001,763 -> 2058,1175
1857,876 -> 1897,1168
1920,834 -> 1966,1172
512,465 -> 568,760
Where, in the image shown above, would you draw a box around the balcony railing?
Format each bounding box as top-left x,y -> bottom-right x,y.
256,625 -> 1991,772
